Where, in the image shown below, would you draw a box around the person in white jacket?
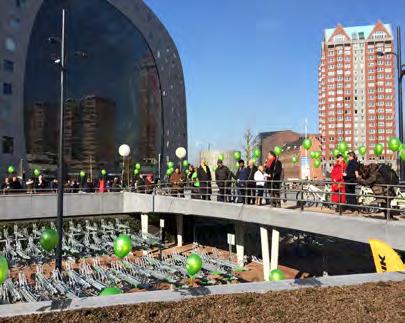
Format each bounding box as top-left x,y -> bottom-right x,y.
254,165 -> 268,206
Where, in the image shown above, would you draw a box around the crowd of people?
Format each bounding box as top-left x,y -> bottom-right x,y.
170,151 -> 284,207
330,151 -> 399,217
0,174 -> 154,195
1,150 -> 400,218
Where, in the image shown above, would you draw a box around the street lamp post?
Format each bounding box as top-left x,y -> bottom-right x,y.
55,8 -> 66,272
377,26 -> 405,181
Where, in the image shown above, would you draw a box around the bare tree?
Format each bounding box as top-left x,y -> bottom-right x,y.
242,128 -> 259,161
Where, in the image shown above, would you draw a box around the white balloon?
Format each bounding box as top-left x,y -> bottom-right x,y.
118,144 -> 131,157
175,147 -> 187,159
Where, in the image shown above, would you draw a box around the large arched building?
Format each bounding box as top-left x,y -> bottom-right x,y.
0,0 -> 187,177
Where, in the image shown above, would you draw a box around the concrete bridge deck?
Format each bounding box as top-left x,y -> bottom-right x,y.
0,192 -> 404,251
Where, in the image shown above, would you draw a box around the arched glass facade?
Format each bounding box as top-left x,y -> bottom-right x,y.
24,0 -> 163,174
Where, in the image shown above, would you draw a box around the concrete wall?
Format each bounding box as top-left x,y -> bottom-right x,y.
1,193 -> 405,251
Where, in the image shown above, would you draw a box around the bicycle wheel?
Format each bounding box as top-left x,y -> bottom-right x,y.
296,191 -> 316,207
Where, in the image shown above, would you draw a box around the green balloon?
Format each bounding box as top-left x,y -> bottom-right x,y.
235,161 -> 240,167
291,156 -> 298,164
186,253 -> 202,276
269,268 -> 285,281
302,138 -> 312,150
337,141 -> 348,153
253,148 -> 261,158
101,169 -> 107,176
0,257 -> 9,284
388,137 -> 401,152
313,159 -> 321,168
7,166 -> 14,174
274,146 -> 283,156
167,161 -> 174,169
33,169 -> 41,177
40,229 -> 59,252
333,148 -> 340,158
99,287 -> 122,296
310,151 -> 316,159
135,163 -> 141,170
314,151 -> 321,159
114,234 -> 132,259
133,169 -> 140,176
166,168 -> 174,176
183,160 -> 189,167
358,146 -> 367,156
252,157 -> 257,164
79,170 -> 85,178
218,153 -> 224,161
374,143 -> 384,157
233,151 -> 241,160
400,149 -> 405,161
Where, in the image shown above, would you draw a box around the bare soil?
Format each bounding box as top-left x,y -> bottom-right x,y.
3,281 -> 405,323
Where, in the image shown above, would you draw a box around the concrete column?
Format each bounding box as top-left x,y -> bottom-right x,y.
141,214 -> 148,238
235,223 -> 245,266
270,229 -> 280,271
260,226 -> 270,281
176,214 -> 183,247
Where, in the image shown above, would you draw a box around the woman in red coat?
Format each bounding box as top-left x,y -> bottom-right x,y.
330,154 -> 347,204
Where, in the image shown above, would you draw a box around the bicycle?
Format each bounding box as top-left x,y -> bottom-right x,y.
296,183 -> 332,209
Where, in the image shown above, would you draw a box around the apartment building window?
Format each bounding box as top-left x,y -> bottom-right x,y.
2,136 -> 13,154
3,60 -> 14,72
5,38 -> 16,52
368,75 -> 375,80
378,129 -> 385,134
3,83 -> 12,95
369,55 -> 374,60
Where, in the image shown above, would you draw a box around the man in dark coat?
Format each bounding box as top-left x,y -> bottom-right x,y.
215,159 -> 232,202
356,163 -> 398,219
246,160 -> 258,205
343,151 -> 359,212
265,151 -> 283,207
197,159 -> 212,200
235,159 -> 249,203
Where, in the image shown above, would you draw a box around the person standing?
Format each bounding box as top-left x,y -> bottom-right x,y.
215,159 -> 232,202
246,160 -> 258,205
197,159 -> 212,200
265,151 -> 283,207
235,159 -> 249,203
254,165 -> 268,206
343,151 -> 359,212
331,154 -> 347,209
188,165 -> 201,199
170,167 -> 185,197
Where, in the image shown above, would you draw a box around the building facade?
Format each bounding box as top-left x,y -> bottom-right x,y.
319,22 -> 396,170
258,130 -> 324,180
0,0 -> 187,177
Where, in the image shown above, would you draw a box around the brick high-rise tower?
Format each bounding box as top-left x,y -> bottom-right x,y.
318,22 -> 396,171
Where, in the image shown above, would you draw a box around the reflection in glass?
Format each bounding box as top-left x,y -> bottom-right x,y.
24,0 -> 162,175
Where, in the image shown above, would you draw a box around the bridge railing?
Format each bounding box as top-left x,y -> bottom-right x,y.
1,179 -> 404,220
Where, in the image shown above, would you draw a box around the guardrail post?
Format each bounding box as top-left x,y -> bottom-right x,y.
176,214 -> 183,247
270,228 -> 280,271
300,182 -> 304,211
260,226 -> 270,281
141,213 -> 148,238
235,222 -> 245,266
338,185 -> 342,215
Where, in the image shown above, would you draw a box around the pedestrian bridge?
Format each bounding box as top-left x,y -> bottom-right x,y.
0,192 -> 404,251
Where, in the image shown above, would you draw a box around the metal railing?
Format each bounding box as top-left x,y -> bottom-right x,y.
1,179 -> 405,220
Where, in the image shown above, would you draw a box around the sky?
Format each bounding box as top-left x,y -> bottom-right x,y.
144,0 -> 405,161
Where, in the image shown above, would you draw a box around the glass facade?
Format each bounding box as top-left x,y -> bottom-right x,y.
24,0 -> 163,174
